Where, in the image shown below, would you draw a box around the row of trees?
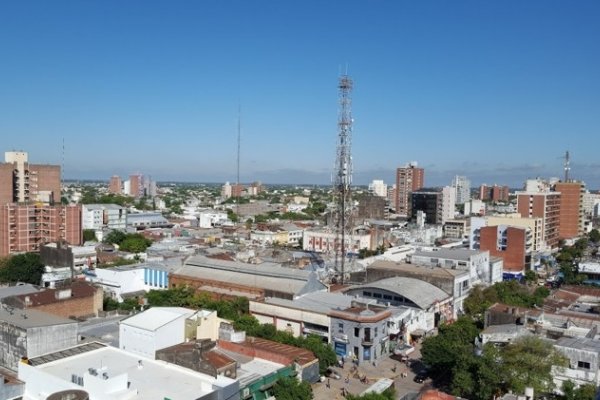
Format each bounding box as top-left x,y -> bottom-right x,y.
463,280 -> 550,318
421,318 -> 573,399
0,253 -> 45,284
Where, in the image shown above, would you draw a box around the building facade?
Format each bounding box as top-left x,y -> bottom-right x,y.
395,162 -> 424,216
0,151 -> 61,204
0,203 -> 82,257
479,184 -> 510,202
554,181 -> 585,241
82,203 -> 127,231
108,175 -> 122,194
452,175 -> 471,205
516,191 -> 561,249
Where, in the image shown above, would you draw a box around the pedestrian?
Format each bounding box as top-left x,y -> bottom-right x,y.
327,378 -> 330,389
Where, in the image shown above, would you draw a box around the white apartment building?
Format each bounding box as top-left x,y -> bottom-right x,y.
368,179 -> 388,198
82,204 -> 127,230
198,209 -> 229,228
452,175 -> 471,205
441,186 -> 456,224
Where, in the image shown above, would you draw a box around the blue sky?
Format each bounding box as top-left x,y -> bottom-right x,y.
1,1 -> 599,188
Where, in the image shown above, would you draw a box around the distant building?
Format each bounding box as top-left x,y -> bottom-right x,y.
479,184 -> 510,202
443,219 -> 470,239
127,212 -> 172,230
303,227 -> 373,254
368,179 -> 388,198
516,190 -> 561,248
396,162 -> 424,217
357,194 -> 387,221
452,175 -> 471,205
411,187 -> 455,225
108,175 -> 122,194
464,199 -> 485,216
82,203 -> 127,231
553,337 -> 600,391
554,181 -> 585,241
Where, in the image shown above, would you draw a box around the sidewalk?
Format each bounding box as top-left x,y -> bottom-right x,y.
312,342 -> 429,399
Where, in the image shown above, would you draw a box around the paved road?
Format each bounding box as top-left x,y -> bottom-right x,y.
312,342 -> 433,400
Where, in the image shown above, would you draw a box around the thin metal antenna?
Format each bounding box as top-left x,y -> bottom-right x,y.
236,105 -> 241,218
61,137 -> 65,203
564,150 -> 570,182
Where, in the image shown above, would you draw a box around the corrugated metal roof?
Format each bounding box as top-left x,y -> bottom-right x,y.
349,277 -> 451,309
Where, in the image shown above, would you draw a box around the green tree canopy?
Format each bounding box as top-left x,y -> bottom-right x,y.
83,229 -> 97,242
0,253 -> 45,284
589,229 -> 600,244
272,376 -> 313,400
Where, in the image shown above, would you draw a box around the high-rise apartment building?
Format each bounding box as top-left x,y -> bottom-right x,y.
129,173 -> 143,198
516,191 -> 561,249
108,175 -> 122,195
554,181 -> 585,240
0,203 -> 82,257
396,162 -> 424,216
0,151 -> 61,204
452,175 -> 471,205
479,184 -> 510,202
0,151 -> 82,257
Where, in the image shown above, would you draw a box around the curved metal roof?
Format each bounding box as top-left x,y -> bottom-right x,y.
350,277 -> 450,309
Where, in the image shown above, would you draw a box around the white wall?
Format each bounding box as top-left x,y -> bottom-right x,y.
120,315 -> 186,359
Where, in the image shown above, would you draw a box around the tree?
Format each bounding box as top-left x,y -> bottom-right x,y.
0,253 -> 45,284
589,229 -> 600,244
500,336 -> 568,395
421,317 -> 480,376
272,377 -> 313,400
104,230 -> 127,245
83,229 -> 97,242
347,388 -> 395,400
119,236 -> 151,253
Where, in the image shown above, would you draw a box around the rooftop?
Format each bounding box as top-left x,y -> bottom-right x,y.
0,305 -> 76,329
120,307 -> 197,331
412,248 -> 485,261
368,260 -> 468,278
555,336 -> 600,353
27,343 -> 235,400
350,277 -> 451,309
10,281 -> 98,308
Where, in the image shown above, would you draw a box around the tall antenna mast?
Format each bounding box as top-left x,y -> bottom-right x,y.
61,137 -> 65,203
332,74 -> 354,285
564,150 -> 570,182
236,105 -> 241,218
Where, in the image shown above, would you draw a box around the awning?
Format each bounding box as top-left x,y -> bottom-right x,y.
411,329 -> 426,337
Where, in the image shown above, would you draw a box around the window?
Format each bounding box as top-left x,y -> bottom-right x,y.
578,361 -> 591,370
354,327 -> 359,337
374,327 -> 378,337
383,294 -> 392,300
373,293 -> 382,299
338,323 -> 344,333
363,291 -> 372,297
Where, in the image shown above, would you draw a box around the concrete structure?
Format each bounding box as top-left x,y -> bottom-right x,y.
452,175 -> 471,205
357,194 -> 387,221
0,307 -> 78,371
464,199 -> 485,216
553,337 -> 600,391
19,342 -> 239,400
443,219 -> 470,239
120,307 -> 206,359
409,248 -> 501,286
0,151 -> 61,204
396,162 -> 424,216
82,204 -> 127,231
303,227 -> 373,254
171,255 -> 327,301
198,210 -> 229,228
108,175 -> 122,195
516,190 -> 561,249
471,214 -> 545,252
554,181 -> 585,241
479,184 -> 510,202
0,203 -> 82,257
368,180 -> 388,198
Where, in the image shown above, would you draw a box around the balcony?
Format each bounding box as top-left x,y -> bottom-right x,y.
362,336 -> 373,345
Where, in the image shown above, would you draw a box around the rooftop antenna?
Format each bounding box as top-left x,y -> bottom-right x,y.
61,137 -> 65,203
564,150 -> 570,182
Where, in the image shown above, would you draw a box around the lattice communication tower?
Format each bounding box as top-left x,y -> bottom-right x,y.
332,75 -> 354,284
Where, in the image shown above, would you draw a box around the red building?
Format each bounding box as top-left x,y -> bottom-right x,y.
479,184 -> 510,202
554,181 -> 585,241
108,175 -> 122,194
480,226 -> 528,274
395,163 -> 424,216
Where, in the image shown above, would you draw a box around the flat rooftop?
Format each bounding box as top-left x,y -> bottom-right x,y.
29,343 -> 233,400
